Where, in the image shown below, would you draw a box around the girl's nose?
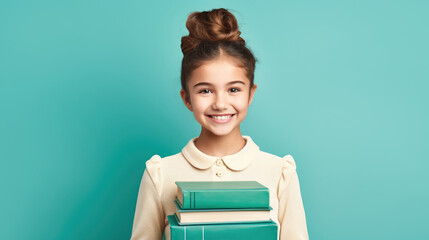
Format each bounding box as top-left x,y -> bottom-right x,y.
213,94 -> 227,110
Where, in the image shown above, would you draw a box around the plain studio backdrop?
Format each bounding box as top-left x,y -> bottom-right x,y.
0,0 -> 427,239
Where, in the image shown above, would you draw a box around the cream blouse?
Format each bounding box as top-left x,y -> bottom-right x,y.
130,136 -> 309,240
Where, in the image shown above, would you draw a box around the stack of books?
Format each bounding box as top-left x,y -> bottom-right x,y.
168,181 -> 277,240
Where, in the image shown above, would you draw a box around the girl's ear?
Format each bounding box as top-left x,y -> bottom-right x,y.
180,89 -> 193,111
248,84 -> 258,105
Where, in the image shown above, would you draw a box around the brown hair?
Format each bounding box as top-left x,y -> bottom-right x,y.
180,8 -> 257,94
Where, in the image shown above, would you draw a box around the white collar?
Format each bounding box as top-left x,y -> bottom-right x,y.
181,135 -> 259,171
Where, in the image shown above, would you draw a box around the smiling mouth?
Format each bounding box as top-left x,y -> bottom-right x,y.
208,114 -> 235,120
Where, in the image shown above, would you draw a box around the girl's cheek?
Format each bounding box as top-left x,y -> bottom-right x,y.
236,98 -> 249,106
197,96 -> 212,104
193,99 -> 210,110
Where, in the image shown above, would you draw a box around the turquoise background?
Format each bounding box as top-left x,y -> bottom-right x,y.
1,0 -> 428,239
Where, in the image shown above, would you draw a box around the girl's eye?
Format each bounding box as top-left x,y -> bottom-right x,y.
230,88 -> 240,93
199,89 -> 212,94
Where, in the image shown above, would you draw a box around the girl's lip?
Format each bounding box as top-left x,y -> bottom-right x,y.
207,114 -> 235,124
207,114 -> 235,116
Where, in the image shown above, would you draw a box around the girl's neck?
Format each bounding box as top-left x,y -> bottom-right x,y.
194,127 -> 246,158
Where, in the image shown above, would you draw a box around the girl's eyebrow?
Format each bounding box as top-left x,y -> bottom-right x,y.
193,80 -> 246,89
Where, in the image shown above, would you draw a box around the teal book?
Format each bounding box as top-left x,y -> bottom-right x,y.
168,215 -> 277,240
175,181 -> 269,209
173,198 -> 272,225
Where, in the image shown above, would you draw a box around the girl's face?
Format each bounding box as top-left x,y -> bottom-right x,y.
180,56 -> 257,137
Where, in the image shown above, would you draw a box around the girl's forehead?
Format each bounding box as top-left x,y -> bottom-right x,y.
189,58 -> 249,85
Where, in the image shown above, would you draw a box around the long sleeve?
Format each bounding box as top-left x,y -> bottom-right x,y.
277,155 -> 309,240
131,155 -> 165,240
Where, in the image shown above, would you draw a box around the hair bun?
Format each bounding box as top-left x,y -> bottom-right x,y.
181,8 -> 245,54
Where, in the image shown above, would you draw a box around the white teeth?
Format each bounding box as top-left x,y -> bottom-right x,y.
211,115 -> 232,120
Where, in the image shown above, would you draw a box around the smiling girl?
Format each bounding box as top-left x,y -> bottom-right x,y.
131,8 -> 308,240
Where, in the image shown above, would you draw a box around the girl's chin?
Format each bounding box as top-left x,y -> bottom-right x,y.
210,131 -> 232,136
204,126 -> 238,137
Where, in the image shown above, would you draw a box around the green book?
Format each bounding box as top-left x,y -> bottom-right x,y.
175,181 -> 269,209
174,198 -> 272,225
168,215 -> 277,240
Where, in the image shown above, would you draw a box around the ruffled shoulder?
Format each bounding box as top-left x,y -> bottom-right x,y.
277,154 -> 297,198
144,154 -> 164,194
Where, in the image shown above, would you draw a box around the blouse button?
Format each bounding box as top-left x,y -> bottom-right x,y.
216,172 -> 224,177
216,159 -> 223,166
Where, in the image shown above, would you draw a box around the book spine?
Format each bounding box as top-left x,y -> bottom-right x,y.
169,216 -> 277,240
182,190 -> 191,209
181,189 -> 269,209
